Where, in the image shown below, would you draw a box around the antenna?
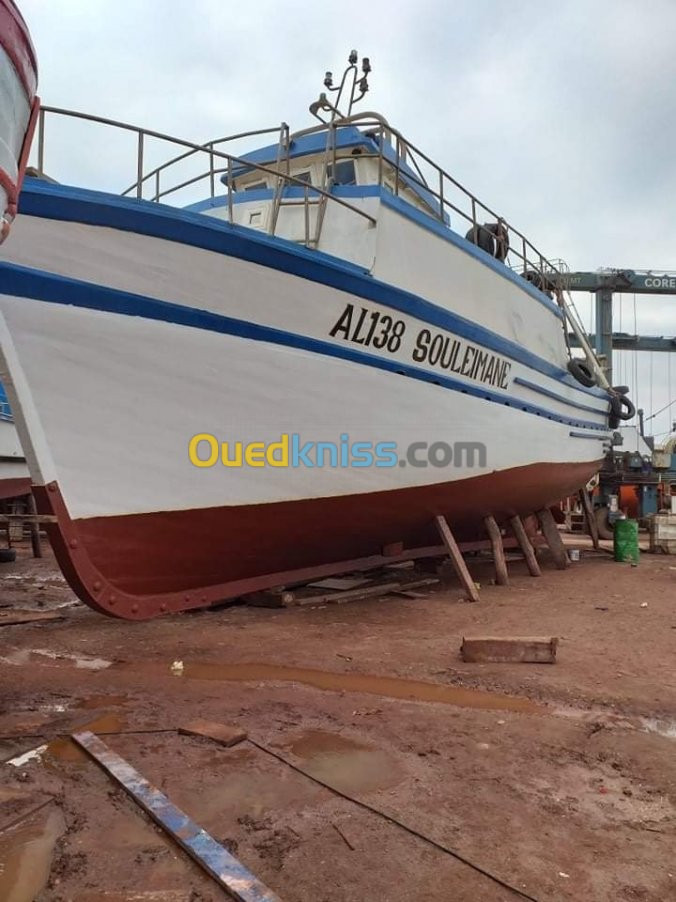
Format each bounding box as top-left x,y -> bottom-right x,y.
310,50 -> 372,122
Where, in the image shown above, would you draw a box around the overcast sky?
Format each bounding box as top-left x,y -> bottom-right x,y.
20,0 -> 676,439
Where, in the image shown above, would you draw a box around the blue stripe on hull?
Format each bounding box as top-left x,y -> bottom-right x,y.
514,376 -> 607,415
0,262 -> 608,432
16,177 -> 608,403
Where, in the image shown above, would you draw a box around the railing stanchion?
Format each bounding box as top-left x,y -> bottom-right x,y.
438,171 -> 444,223
304,184 -> 310,247
37,107 -> 45,175
209,145 -> 215,198
136,132 -> 144,199
471,197 -> 477,234
154,170 -> 160,202
227,158 -> 233,224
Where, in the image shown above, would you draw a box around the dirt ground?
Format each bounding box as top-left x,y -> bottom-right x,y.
0,535 -> 674,902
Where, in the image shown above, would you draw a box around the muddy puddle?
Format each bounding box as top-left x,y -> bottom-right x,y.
0,806 -> 64,902
286,729 -> 403,792
117,661 -> 543,714
45,713 -> 126,764
73,695 -> 129,710
7,712 -> 127,767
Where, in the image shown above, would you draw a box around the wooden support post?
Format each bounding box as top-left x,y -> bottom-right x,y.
26,493 -> 42,559
434,515 -> 480,602
483,515 -> 509,586
578,487 -> 599,550
536,508 -> 570,569
508,515 -> 542,577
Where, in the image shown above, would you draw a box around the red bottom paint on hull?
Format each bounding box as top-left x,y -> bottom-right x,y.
35,460 -> 600,620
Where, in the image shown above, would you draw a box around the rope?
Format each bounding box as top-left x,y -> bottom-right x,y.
248,738 -> 541,902
645,397 -> 676,422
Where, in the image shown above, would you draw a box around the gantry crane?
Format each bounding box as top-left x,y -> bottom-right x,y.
557,269 -> 676,529
561,269 -> 676,385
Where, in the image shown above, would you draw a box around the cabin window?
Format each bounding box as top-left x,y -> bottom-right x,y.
327,160 -> 356,186
243,181 -> 267,192
292,170 -> 313,185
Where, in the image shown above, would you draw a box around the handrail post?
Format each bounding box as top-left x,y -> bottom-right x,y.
154,170 -> 160,203
522,236 -> 527,274
37,107 -> 45,175
304,184 -> 310,247
209,145 -> 215,198
438,170 -> 444,223
227,157 -> 233,223
136,131 -> 144,199
394,135 -> 400,196
471,197 -> 477,234
377,124 -> 383,187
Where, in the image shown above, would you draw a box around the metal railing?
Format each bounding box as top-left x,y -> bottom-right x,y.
33,103 -> 562,284
30,104 -> 609,379
33,106 -> 377,249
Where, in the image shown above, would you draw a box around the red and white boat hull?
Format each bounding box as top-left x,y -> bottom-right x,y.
0,177 -> 611,618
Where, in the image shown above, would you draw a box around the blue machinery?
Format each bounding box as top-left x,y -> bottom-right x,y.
562,269 -> 676,528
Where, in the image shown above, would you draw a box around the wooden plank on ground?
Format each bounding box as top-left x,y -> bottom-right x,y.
0,609 -> 64,626
434,515 -> 480,602
179,720 -> 248,748
293,580 -> 402,607
390,578 -> 439,599
508,515 -> 542,577
461,636 -> 558,664
246,579 -> 436,608
306,577 -> 371,591
537,508 -> 570,569
483,515 -> 509,586
72,731 -> 281,902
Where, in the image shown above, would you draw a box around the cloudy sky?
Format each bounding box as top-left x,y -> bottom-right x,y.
20,0 -> 676,439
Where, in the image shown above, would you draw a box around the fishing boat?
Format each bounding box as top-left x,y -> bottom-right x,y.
0,50 -> 632,619
0,0 -> 36,503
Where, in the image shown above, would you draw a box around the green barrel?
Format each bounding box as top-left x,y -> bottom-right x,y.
613,518 -> 639,563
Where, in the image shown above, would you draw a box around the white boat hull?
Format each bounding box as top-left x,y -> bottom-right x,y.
0,179 -> 610,617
